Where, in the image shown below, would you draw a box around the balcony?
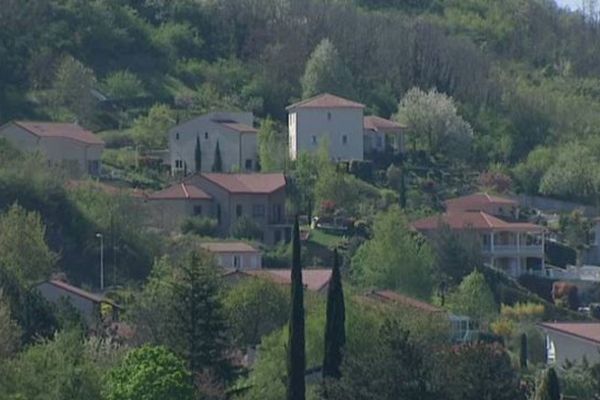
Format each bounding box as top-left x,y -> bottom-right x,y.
482,244 -> 544,256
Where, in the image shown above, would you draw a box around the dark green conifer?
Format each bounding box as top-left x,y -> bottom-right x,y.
194,135 -> 202,172
287,217 -> 305,400
323,249 -> 345,380
212,141 -> 223,172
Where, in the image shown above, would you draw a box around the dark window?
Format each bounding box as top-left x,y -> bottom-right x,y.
87,160 -> 100,175
236,205 -> 243,217
217,204 -> 221,223
193,205 -> 202,216
204,132 -> 208,139
176,133 -> 180,140
245,159 -> 253,170
342,135 -> 348,145
234,256 -> 240,268
312,136 -> 317,145
327,112 -> 332,120
252,204 -> 265,218
175,160 -> 183,169
275,229 -> 282,243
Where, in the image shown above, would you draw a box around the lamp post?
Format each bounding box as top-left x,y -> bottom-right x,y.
96,233 -> 104,291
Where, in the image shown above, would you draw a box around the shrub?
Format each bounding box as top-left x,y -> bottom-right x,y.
181,216 -> 218,237
231,216 -> 263,241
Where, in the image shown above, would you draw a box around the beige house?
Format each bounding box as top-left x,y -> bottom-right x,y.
168,112 -> 258,174
146,173 -> 290,244
0,121 -> 104,176
36,279 -> 121,325
287,93 -> 365,161
223,268 -> 333,294
146,182 -> 213,232
363,115 -> 407,155
412,193 -> 545,277
201,241 -> 262,269
539,322 -> 600,365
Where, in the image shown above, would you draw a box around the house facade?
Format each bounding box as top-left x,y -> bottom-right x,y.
363,115 -> 407,155
539,322 -> 600,365
0,121 -> 104,176
36,280 -> 120,325
200,241 -> 262,270
168,112 -> 258,175
412,194 -> 545,277
287,93 -> 365,161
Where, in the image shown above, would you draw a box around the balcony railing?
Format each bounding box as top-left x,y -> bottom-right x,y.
482,244 -> 544,254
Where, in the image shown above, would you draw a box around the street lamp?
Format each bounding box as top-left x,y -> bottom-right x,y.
96,233 -> 104,291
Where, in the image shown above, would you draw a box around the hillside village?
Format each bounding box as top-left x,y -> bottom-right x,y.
5,0 -> 600,399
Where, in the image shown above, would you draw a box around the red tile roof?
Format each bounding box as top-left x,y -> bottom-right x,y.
42,280 -> 120,308
201,241 -> 259,253
367,290 -> 444,314
13,121 -> 104,145
364,115 -> 406,132
286,93 -> 365,110
199,173 -> 286,194
539,322 -> 600,344
147,182 -> 212,200
411,211 -> 543,232
445,193 -> 518,212
219,122 -> 257,133
225,268 -> 332,292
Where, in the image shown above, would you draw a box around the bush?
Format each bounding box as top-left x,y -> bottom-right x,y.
231,216 -> 263,241
181,216 -> 218,237
97,130 -> 135,149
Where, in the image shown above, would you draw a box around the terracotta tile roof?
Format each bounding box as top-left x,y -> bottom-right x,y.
218,122 -> 257,133
539,322 -> 600,344
286,93 -> 365,110
366,290 -> 444,313
225,268 -> 332,292
13,121 -> 104,145
147,182 -> 212,200
411,211 -> 543,232
364,115 -> 406,132
199,173 -> 286,194
42,280 -> 120,308
445,193 -> 518,212
200,241 -> 259,253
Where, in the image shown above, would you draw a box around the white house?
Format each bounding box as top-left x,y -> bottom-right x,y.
287,93 -> 365,161
169,112 -> 258,175
0,121 -> 104,176
539,322 -> 600,365
200,241 -> 262,270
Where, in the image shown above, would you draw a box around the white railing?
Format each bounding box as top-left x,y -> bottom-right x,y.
482,245 -> 544,254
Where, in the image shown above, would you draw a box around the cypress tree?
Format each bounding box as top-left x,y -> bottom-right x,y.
520,333 -> 528,369
212,140 -> 223,172
323,249 -> 345,380
194,135 -> 202,172
287,217 -> 305,400
399,166 -> 407,209
534,367 -> 561,400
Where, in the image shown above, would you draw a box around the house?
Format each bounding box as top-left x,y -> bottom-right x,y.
0,121 -> 104,176
223,268 -> 333,294
146,182 -> 213,232
188,172 -> 290,244
200,241 -> 262,270
411,193 -> 545,277
365,290 -> 478,343
168,112 -> 258,175
363,115 -> 407,155
539,322 -> 600,365
287,93 -> 365,161
35,279 -> 121,324
146,173 -> 290,244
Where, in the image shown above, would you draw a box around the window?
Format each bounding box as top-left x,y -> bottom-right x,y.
175,159 -> 183,169
342,135 -> 348,145
176,133 -> 180,140
327,112 -> 332,120
87,160 -> 100,175
312,135 -> 317,145
234,255 -> 240,268
245,159 -> 253,170
217,204 -> 222,223
376,136 -> 383,148
204,132 -> 209,139
236,205 -> 243,217
275,229 -> 282,243
193,205 -> 202,216
252,204 -> 266,218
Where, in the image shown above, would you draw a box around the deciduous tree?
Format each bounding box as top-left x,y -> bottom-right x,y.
301,38 -> 355,99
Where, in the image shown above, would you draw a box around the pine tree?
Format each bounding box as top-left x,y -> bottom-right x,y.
194,135 -> 202,172
534,367 -> 561,400
212,140 -> 223,172
519,333 -> 528,369
287,217 -> 305,400
323,249 -> 345,380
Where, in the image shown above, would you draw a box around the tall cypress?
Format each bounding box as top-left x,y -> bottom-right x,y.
212,140 -> 223,172
323,249 -> 345,380
195,135 -> 202,172
287,217 -> 305,400
399,166 -> 407,209
519,333 -> 528,369
534,367 -> 561,400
